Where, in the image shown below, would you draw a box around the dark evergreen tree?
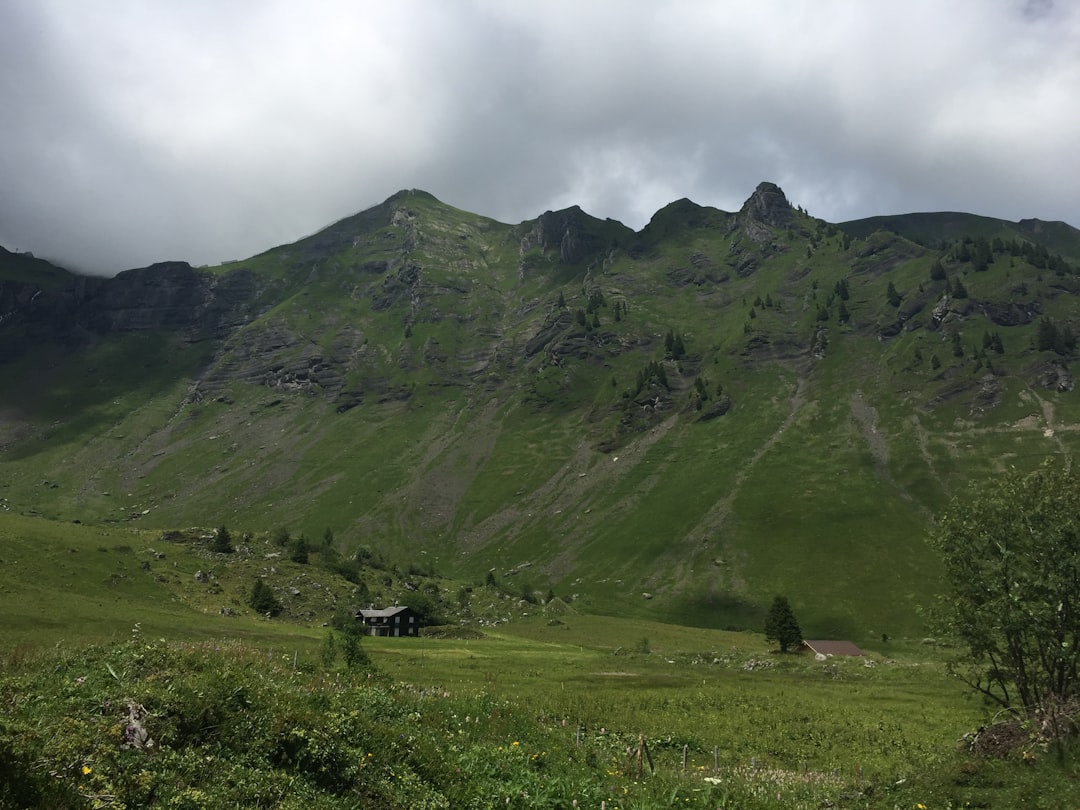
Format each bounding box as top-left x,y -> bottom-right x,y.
764,595 -> 802,653
671,333 -> 686,359
249,578 -> 283,617
951,332 -> 964,358
289,537 -> 309,565
212,525 -> 234,554
886,281 -> 901,307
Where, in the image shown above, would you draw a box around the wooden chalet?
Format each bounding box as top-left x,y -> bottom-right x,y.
356,605 -> 420,637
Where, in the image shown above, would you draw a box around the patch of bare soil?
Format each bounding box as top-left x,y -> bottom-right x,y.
849,391 -> 888,470
909,414 -> 942,488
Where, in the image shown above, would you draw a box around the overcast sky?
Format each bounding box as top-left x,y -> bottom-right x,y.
1,0 -> 1078,275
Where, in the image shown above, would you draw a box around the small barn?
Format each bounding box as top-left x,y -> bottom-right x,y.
801,639 -> 865,657
356,605 -> 420,637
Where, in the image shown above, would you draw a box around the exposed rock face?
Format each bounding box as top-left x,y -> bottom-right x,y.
524,310 -> 574,357
83,262 -> 261,339
372,262 -> 421,312
518,206 -> 631,268
519,207 -> 594,265
739,182 -> 794,230
1036,362 -> 1074,392
1,260 -> 267,348
979,299 -> 1040,327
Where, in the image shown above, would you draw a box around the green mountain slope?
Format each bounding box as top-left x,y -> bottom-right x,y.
2,183 -> 1079,640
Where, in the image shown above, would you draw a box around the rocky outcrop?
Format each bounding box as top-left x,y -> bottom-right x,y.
1,258 -> 266,348
82,262 -> 262,339
524,310 -> 574,357
979,299 -> 1040,327
738,182 -> 794,231
518,206 -> 632,269
372,262 -> 421,312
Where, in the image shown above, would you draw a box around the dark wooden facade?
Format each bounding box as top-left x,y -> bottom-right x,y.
357,605 -> 420,637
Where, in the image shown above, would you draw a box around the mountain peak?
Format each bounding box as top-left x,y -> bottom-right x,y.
739,181 -> 794,229
386,188 -> 439,205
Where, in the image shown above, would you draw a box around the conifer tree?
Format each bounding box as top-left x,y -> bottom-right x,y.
250,578 -> 283,617
764,595 -> 802,653
212,525 -> 234,554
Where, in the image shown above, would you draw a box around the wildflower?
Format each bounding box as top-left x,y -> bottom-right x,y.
82,765 -> 92,775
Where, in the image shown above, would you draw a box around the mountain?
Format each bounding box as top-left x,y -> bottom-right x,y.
2,183 -> 1079,640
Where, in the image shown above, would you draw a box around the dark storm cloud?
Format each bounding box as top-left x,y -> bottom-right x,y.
1,0 -> 1077,275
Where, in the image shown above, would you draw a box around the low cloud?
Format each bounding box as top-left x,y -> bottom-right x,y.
1,0 -> 1077,274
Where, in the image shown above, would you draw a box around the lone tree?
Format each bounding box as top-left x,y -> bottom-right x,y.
211,524 -> 234,554
249,578 -> 282,617
931,459 -> 1080,730
764,595 -> 802,653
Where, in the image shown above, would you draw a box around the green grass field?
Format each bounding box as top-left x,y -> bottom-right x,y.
2,512 -> 1078,808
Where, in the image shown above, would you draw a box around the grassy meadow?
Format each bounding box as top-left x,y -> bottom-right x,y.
3,513 -> 1079,808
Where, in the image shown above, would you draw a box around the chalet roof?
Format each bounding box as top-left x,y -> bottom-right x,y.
801,639 -> 865,657
358,605 -> 412,619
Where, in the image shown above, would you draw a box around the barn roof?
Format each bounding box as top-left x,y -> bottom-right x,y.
801,639 -> 865,657
358,605 -> 412,619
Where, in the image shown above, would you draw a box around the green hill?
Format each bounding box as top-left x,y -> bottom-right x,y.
2,182 -> 1079,641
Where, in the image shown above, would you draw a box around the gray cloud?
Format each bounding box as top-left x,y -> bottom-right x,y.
1,0 -> 1078,275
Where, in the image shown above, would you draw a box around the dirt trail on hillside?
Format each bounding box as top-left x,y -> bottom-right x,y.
1027,388 -> 1069,453
676,375 -> 809,593
849,391 -> 887,470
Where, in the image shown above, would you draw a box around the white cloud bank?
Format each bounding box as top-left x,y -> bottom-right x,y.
1,0 -> 1077,274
